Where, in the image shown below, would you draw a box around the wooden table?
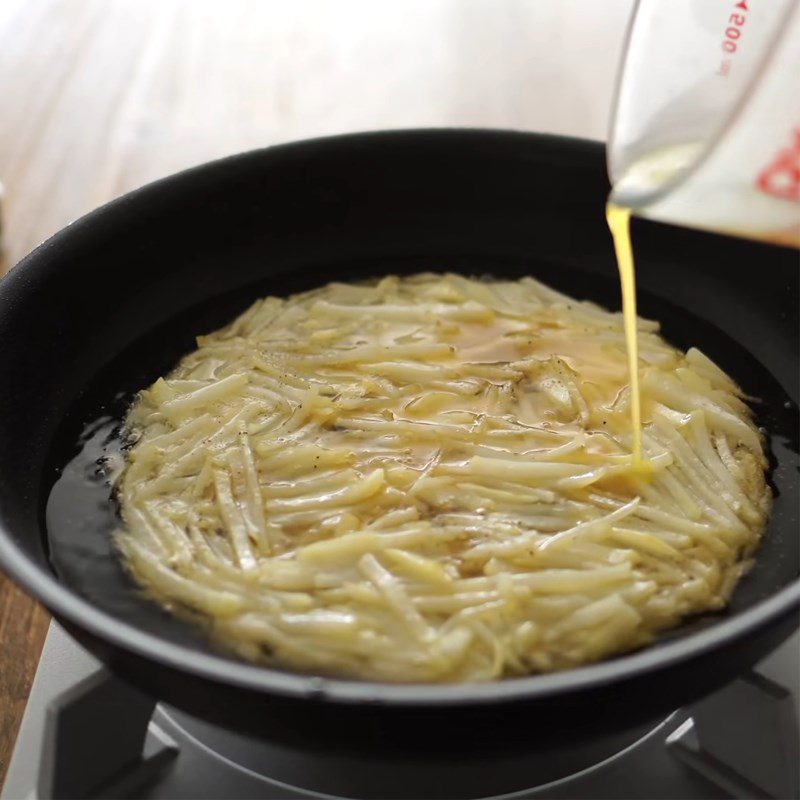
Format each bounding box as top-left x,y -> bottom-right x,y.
0,0 -> 631,786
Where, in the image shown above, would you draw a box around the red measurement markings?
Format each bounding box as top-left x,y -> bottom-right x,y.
718,0 -> 749,77
756,128 -> 800,202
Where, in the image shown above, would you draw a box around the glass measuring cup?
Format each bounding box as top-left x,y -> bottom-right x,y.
608,0 -> 800,246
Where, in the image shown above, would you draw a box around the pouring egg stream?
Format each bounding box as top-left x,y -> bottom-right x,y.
606,203 -> 651,475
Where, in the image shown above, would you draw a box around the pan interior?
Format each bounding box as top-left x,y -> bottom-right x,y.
44,253 -> 799,677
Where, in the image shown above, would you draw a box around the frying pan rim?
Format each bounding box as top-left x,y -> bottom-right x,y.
0,128 -> 797,707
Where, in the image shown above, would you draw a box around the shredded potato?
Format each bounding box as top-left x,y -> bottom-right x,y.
116,273 -> 769,681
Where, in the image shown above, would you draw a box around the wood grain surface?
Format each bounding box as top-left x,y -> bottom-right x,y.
0,0 -> 631,786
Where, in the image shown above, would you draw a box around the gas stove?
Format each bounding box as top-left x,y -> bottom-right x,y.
3,623 -> 798,799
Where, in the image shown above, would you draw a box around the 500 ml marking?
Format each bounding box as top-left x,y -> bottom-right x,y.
718,0 -> 749,77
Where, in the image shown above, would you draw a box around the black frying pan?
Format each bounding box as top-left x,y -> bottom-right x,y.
0,130 -> 797,758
